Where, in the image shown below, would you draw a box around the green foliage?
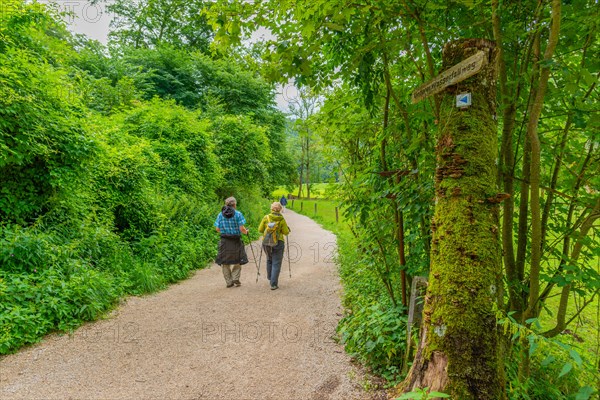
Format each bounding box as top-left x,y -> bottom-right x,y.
0,1 -> 288,354
0,260 -> 122,353
71,43 -> 296,191
210,114 -> 271,196
119,46 -> 206,108
0,43 -> 93,224
396,388 -> 451,399
338,304 -> 407,383
107,0 -> 213,52
261,112 -> 297,190
498,313 -> 599,399
332,209 -> 411,385
118,98 -> 220,195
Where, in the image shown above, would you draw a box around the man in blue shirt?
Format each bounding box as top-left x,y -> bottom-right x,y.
214,197 -> 249,287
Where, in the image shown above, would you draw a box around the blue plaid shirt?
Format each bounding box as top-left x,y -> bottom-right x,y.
214,210 -> 246,235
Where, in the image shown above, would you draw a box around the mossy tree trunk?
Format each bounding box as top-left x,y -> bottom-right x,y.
401,39 -> 505,399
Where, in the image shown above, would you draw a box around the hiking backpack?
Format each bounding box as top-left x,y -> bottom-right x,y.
262,216 -> 279,247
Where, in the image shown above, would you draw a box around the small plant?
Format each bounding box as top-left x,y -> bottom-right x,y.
338,303 -> 407,383
396,387 -> 450,399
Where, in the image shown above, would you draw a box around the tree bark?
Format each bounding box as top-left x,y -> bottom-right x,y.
492,0 -> 520,312
401,39 -> 505,399
297,152 -> 304,198
306,136 -> 311,200
524,0 -> 561,321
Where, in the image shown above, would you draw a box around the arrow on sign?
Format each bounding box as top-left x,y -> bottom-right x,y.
456,93 -> 471,107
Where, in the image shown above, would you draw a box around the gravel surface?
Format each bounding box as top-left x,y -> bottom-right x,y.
0,210 -> 378,400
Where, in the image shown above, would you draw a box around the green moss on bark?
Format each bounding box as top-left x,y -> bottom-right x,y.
409,39 -> 505,399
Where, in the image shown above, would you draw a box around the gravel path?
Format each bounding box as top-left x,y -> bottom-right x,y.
0,210 -> 375,400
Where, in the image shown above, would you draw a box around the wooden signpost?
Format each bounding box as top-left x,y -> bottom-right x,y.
411,51 -> 487,104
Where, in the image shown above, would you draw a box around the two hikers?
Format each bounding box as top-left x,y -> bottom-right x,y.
258,202 -> 290,290
215,198 -> 291,290
214,197 -> 249,288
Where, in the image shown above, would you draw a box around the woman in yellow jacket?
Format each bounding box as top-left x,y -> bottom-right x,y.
258,202 -> 290,290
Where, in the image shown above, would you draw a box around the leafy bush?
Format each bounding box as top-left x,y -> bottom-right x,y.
0,266 -> 121,353
0,46 -> 93,224
338,303 -> 407,384
500,315 -> 599,399
210,114 -> 271,196
0,0 -> 294,356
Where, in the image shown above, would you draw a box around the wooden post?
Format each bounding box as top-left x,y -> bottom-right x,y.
314,203 -> 317,215
403,277 -> 429,374
335,207 -> 339,223
300,202 -> 303,211
291,199 -> 295,209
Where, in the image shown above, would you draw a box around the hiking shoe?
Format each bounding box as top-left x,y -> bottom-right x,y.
233,280 -> 241,287
226,283 -> 234,288
270,285 -> 279,290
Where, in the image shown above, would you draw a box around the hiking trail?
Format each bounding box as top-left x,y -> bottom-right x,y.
0,210 -> 379,399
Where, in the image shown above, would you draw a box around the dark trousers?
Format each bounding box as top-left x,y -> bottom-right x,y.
263,241 -> 285,287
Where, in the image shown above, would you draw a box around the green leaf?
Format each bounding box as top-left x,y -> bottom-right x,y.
428,392 -> 451,398
575,386 -> 595,400
528,339 -> 538,357
569,349 -> 583,366
565,82 -> 578,94
558,362 -> 572,378
396,393 -> 421,399
301,21 -> 315,37
541,355 -> 555,367
580,69 -> 596,86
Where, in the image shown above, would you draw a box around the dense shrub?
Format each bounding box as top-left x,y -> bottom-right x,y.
0,1 -> 287,354
338,303 -> 407,384
335,229 -> 409,384
210,115 -> 271,197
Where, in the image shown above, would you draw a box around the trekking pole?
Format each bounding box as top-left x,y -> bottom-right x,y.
257,242 -> 264,283
246,232 -> 260,282
286,234 -> 292,278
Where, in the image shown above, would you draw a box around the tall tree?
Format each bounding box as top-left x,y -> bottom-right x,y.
106,0 -> 213,51
288,88 -> 320,199
402,39 -> 504,399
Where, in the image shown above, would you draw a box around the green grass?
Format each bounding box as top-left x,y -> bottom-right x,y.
271,186 -> 346,229
536,287 -> 600,390
272,183 -> 340,200
287,198 -> 347,230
